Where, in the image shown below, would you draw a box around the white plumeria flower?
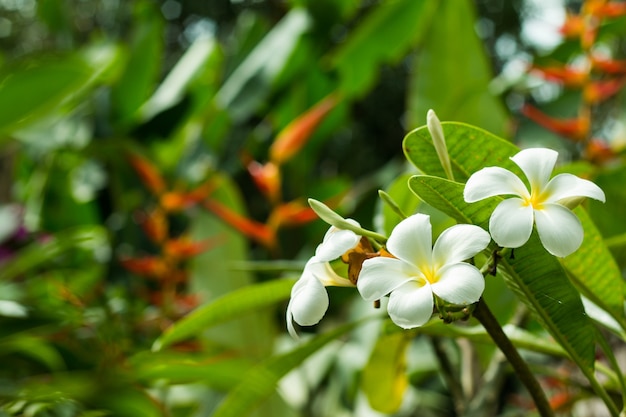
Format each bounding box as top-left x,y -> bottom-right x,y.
286,221 -> 361,338
357,214 -> 490,329
464,148 -> 605,257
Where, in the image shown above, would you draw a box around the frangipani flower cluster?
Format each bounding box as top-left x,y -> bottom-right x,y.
464,148 -> 606,257
287,147 -> 606,334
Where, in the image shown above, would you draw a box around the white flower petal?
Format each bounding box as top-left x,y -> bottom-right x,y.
357,257 -> 417,301
308,260 -> 353,287
315,221 -> 361,262
543,173 -> 606,203
464,167 -> 529,202
387,281 -> 434,329
386,213 -> 432,267
431,263 -> 485,304
288,276 -> 329,327
511,148 -> 558,191
534,204 -> 584,257
432,224 -> 491,267
489,198 -> 534,248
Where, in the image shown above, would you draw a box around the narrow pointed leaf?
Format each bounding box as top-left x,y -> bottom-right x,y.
211,321 -> 361,417
153,278 -> 296,351
408,175 -> 596,372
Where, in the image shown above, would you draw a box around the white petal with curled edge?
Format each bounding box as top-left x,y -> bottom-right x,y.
432,224 -> 491,267
534,204 -> 584,257
315,223 -> 360,262
288,276 -> 329,327
511,148 -> 558,191
385,213 -> 432,268
542,173 -> 606,203
464,167 -> 529,202
431,263 -> 485,305
357,257 -> 417,301
308,260 -> 353,287
387,281 -> 434,329
489,198 -> 534,248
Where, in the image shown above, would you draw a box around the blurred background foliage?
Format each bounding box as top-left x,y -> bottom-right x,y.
1,0 -> 626,416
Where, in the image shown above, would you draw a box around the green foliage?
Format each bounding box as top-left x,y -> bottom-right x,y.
2,1 -> 626,416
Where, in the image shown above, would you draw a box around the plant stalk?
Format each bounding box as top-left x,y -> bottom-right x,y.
473,298 -> 554,417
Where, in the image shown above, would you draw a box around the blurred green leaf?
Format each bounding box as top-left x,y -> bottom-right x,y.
0,335 -> 66,371
376,173 -> 420,236
407,0 -> 509,134
139,37 -> 216,121
0,226 -> 108,282
153,278 -> 296,351
111,2 -> 164,125
189,174 -> 275,358
0,43 -> 122,135
130,351 -> 249,390
211,320 -> 361,417
330,0 -> 437,97
589,165 -> 626,238
216,9 -> 312,121
361,331 -> 409,413
408,176 -> 596,372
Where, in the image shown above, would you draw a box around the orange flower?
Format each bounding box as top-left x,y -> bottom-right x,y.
160,179 -> 217,212
163,236 -> 220,259
521,104 -> 589,141
120,256 -> 169,279
559,13 -> 585,38
127,154 -> 166,196
584,139 -> 616,164
136,208 -> 168,244
530,65 -> 587,87
247,161 -> 281,203
269,94 -> 339,165
590,1 -> 626,17
583,77 -> 626,103
267,200 -> 319,228
591,56 -> 626,74
202,199 -> 276,248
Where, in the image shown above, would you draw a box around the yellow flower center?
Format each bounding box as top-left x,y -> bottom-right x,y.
523,190 -> 546,210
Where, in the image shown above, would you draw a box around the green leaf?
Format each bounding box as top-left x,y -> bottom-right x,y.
211,321 -> 361,417
407,0 -> 509,134
110,2 -> 164,125
408,176 -> 596,372
562,209 -> 624,323
0,226 -> 108,282
215,8 -> 312,121
0,57 -> 91,134
330,0 -> 437,97
153,278 -> 296,351
403,122 -> 520,182
130,351 -> 249,390
361,331 -> 410,413
139,37 -> 216,121
0,43 -> 122,135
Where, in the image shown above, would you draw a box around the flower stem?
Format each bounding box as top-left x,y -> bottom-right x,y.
473,298 -> 554,417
